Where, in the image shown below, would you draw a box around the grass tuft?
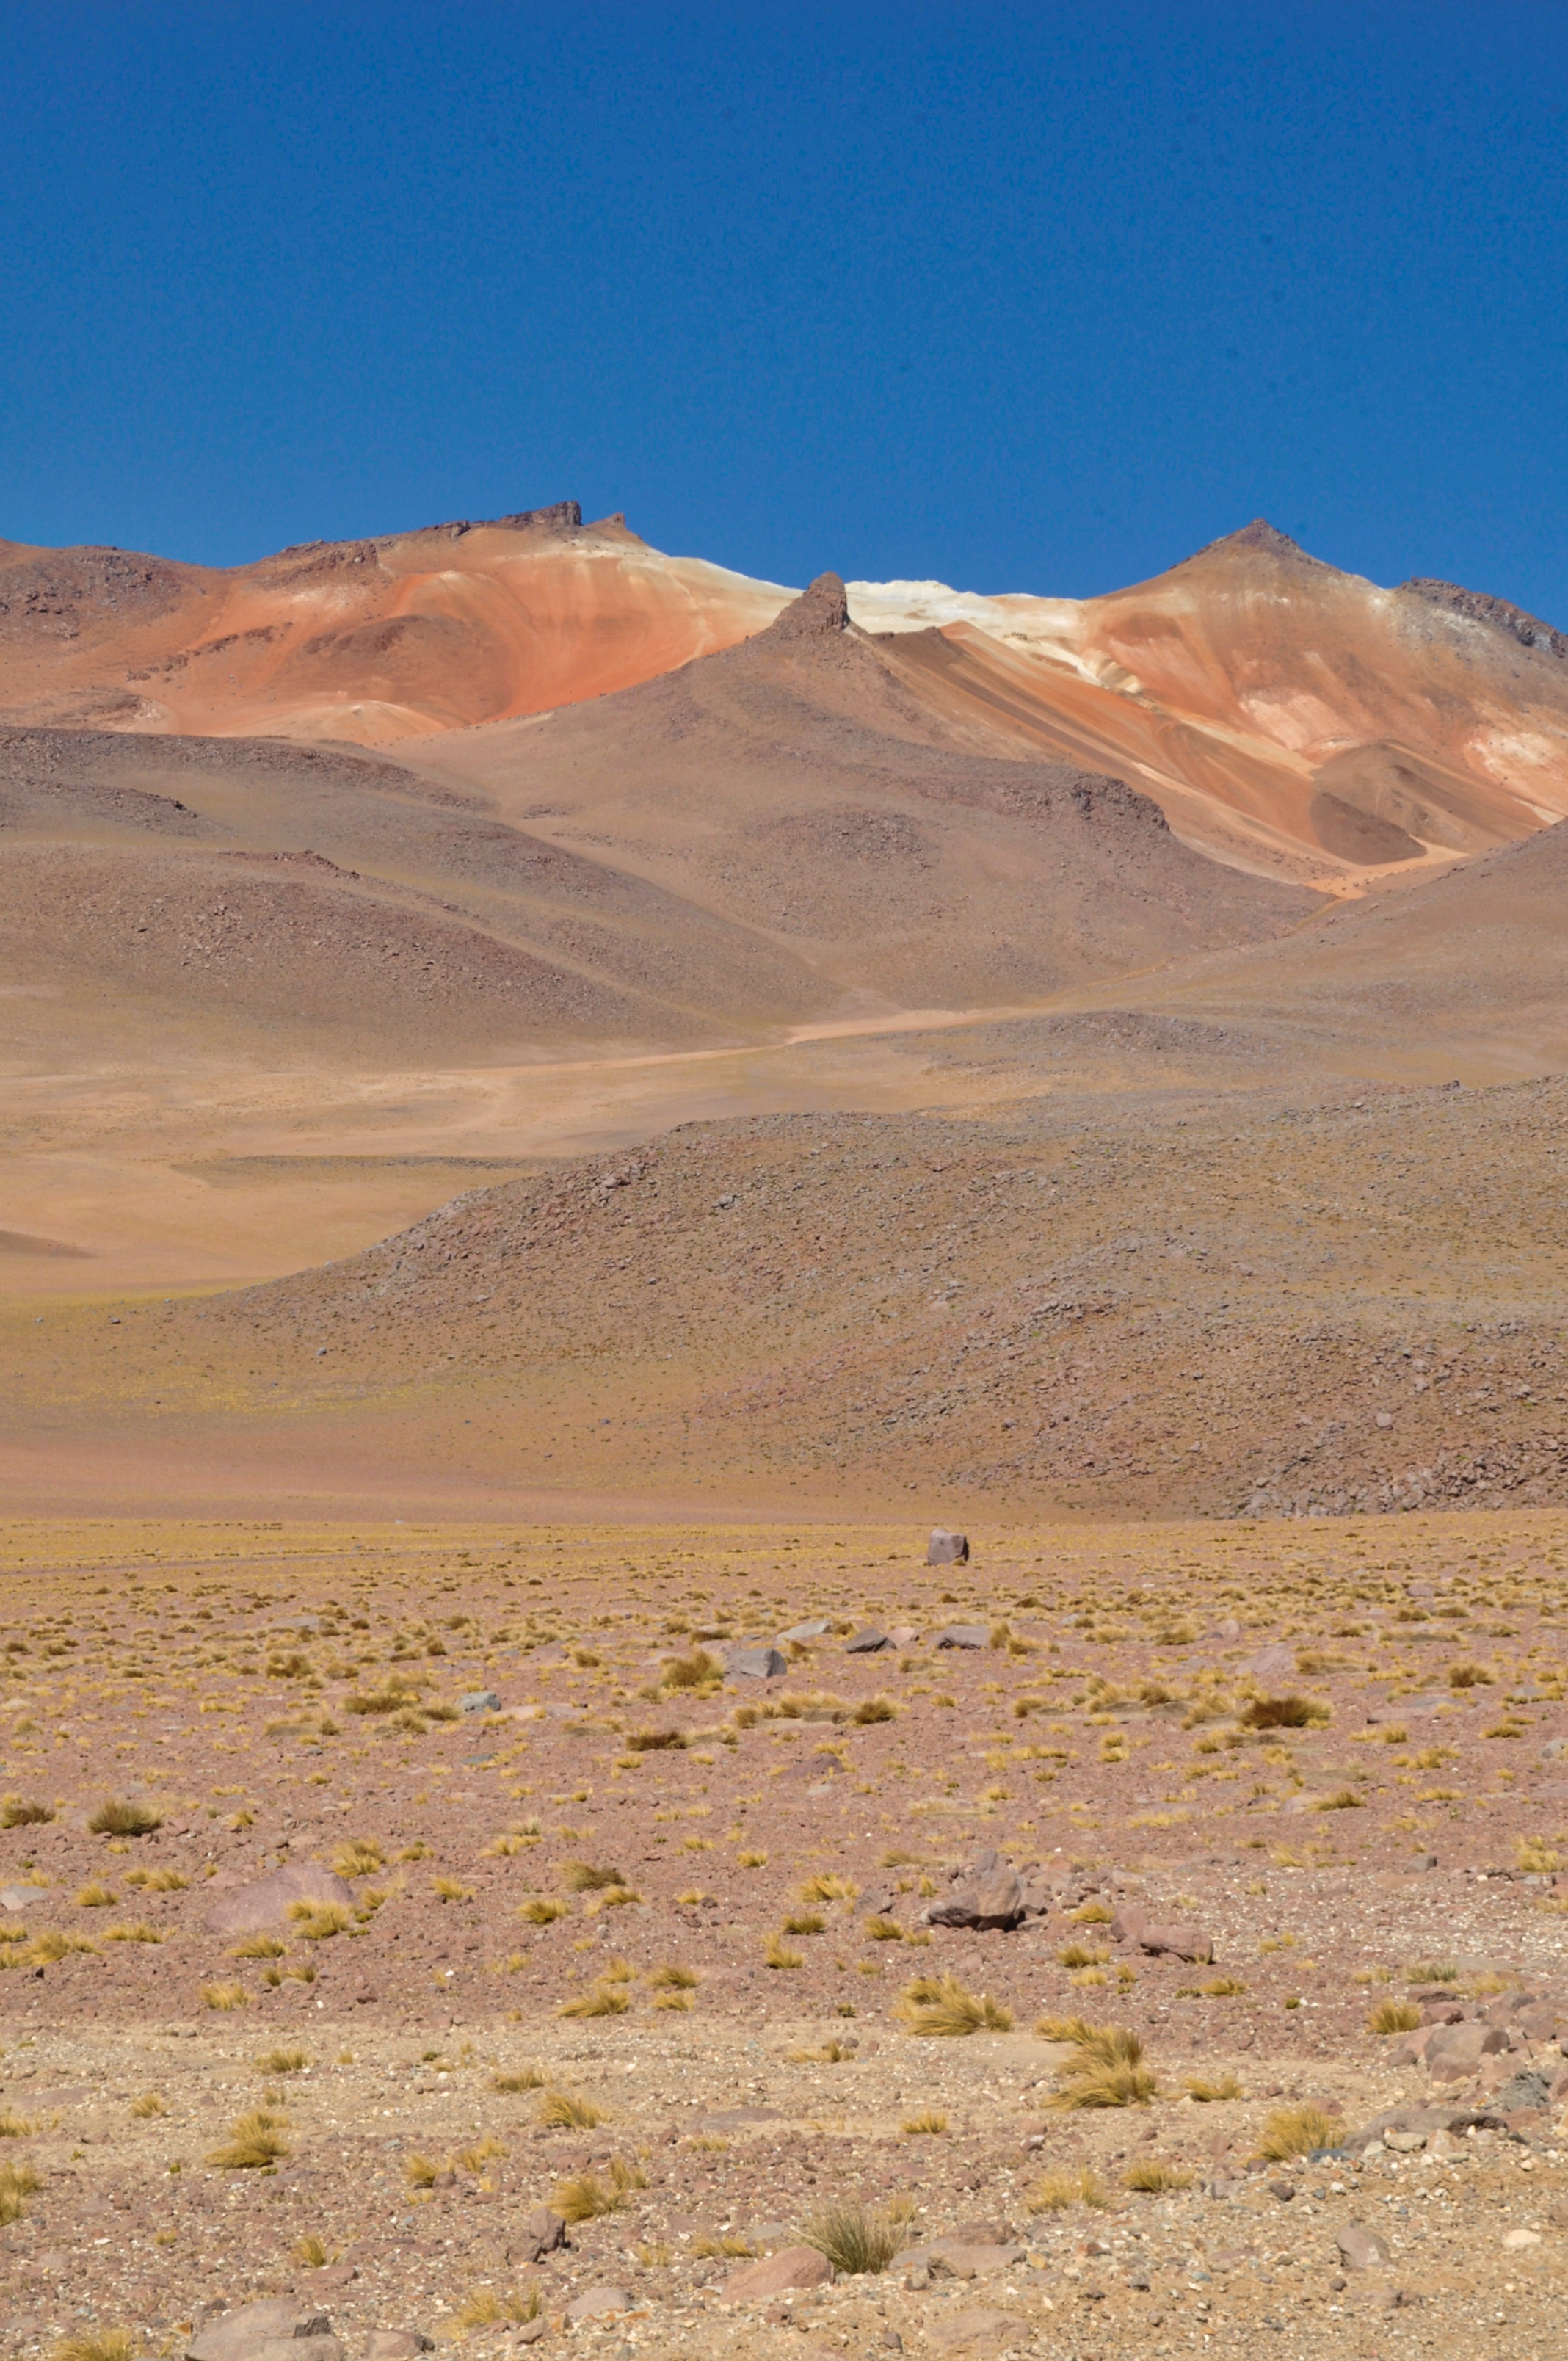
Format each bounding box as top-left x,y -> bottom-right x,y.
87,1798 -> 162,1837
800,2197 -> 914,2276
900,2109 -> 948,2136
1125,2158 -> 1194,2193
0,1797 -> 53,1829
207,2106 -> 291,2170
1255,2103 -> 1340,2161
491,2065 -> 545,2094
255,2047 -> 310,2076
1038,2017 -> 1157,2108
1368,1998 -> 1423,2035
1028,2166 -> 1108,2213
560,1860 -> 626,1893
287,1901 -> 352,1941
200,1981 -> 249,2012
332,1838 -> 385,1878
557,1979 -> 631,2017
894,1973 -> 1012,2037
229,1934 -> 286,1960
551,2156 -> 647,2222
49,2333 -> 132,2361
1183,2072 -> 1243,2101
535,2087 -> 606,2129
763,1934 -> 805,1970
129,2092 -> 166,2118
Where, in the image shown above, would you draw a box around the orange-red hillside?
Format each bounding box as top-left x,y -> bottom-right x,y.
0,503 -> 791,746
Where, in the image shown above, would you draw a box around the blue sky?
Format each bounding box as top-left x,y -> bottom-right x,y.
2,3 -> 1565,617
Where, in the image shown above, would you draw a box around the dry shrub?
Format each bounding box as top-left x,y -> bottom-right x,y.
535,2087 -> 606,2129
1255,2103 -> 1339,2161
901,2110 -> 948,2136
649,1961 -> 698,1989
894,1973 -> 1012,2037
0,2110 -> 35,2139
627,1729 -> 686,1752
454,2286 -> 539,2333
801,2196 -> 914,2276
783,1910 -> 825,1936
102,1922 -> 162,1945
1368,1998 -> 1423,2035
200,1981 -> 249,2012
404,2152 -> 440,2188
87,1798 -> 162,1837
0,2158 -> 41,2225
207,2106 -> 291,2169
332,1839 -> 385,1877
0,1798 -> 52,1829
551,2156 -> 646,2222
50,2334 -> 131,2361
255,2047 -> 310,2075
558,1980 -> 631,2017
1448,1662 -> 1492,1689
764,1935 -> 805,1970
517,1897 -> 567,1925
799,1874 -> 859,1904
230,1934 -> 286,1960
1183,2072 -> 1244,2101
129,2092 -> 166,2118
1241,1694 -> 1321,1730
1404,1959 -> 1460,1986
561,1861 -> 625,1893
853,1698 -> 897,1724
491,2065 -> 545,2094
865,1916 -> 904,1943
1125,2158 -> 1194,2193
75,1882 -> 115,1909
1038,2017 -> 1157,2108
661,1650 -> 720,1691
288,1901 -> 352,1940
1028,2166 -> 1108,2213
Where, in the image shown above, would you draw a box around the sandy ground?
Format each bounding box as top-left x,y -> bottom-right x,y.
0,1512 -> 1565,2361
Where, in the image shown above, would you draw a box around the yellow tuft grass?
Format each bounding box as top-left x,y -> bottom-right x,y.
229,1934 -> 286,1959
87,1798 -> 162,1837
200,1981 -> 249,2012
332,1839 -> 386,1878
74,1882 -> 116,1908
255,2047 -> 311,2075
207,2107 -> 291,2169
900,2109 -> 949,2136
1038,2017 -> 1157,2108
1125,2158 -> 1194,2193
1368,1998 -> 1423,2035
558,1980 -> 631,2017
551,2155 -> 647,2222
49,2333 -> 132,2361
517,1897 -> 567,1925
0,1797 -> 51,1829
129,2092 -> 166,2118
1183,2072 -> 1243,2102
287,1901 -> 352,1941
763,1934 -> 805,1970
800,2197 -> 914,2276
491,2065 -> 545,2094
1028,2164 -> 1109,2212
895,1973 -> 1012,2037
1255,2103 -> 1340,2161
535,2087 -> 606,2129
101,1922 -> 163,1945
0,2110 -> 36,2139
0,2158 -> 42,2225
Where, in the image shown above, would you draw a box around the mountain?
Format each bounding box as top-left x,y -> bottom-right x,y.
5,508 -> 1567,889
0,503 -> 790,744
849,522 -> 1568,881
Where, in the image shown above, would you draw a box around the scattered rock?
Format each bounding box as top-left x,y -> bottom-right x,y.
1111,1904 -> 1213,1962
927,2307 -> 1026,2352
779,1621 -> 830,1643
187,2303 -> 338,2361
926,1530 -> 970,1565
932,1625 -> 988,1650
722,2246 -> 835,2302
562,2286 -> 632,2322
516,2207 -> 567,2262
845,1625 -> 892,1653
925,2241 -> 1024,2279
1503,2227 -> 1542,2250
1248,1643 -> 1296,1681
727,1645 -> 787,1680
1490,2068 -> 1553,2115
364,2338 -> 432,2361
1423,2021 -> 1510,2079
458,1690 -> 501,1715
1336,2224 -> 1392,2271
923,1856 -> 1024,1931
202,1864 -> 355,1940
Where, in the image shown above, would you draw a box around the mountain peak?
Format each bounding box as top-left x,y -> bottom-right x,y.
756,571 -> 849,642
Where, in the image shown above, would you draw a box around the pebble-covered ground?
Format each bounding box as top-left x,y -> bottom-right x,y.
2,1512 -> 1567,2361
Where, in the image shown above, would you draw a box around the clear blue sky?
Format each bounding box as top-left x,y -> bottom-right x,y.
2,3 -> 1565,617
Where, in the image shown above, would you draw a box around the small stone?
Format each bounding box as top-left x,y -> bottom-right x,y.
1384,2130 -> 1426,2153
927,2308 -> 1026,2353
1248,1643 -> 1296,1680
1503,2227 -> 1542,2250
459,1690 -> 501,1715
364,2338 -> 433,2361
1336,2224 -> 1392,2271
517,2207 -> 567,2262
727,1645 -> 787,1680
202,1865 -> 355,1940
512,2325 -> 545,2348
187,2303 -> 333,2361
562,2286 -> 632,2322
723,2247 -> 835,2302
926,1529 -> 970,1565
1268,2180 -> 1296,2202
779,1621 -> 830,1643
932,1625 -> 987,1650
845,1626 -> 892,1653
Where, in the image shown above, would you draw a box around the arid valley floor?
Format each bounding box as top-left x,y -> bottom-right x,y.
4,510 -> 1568,2360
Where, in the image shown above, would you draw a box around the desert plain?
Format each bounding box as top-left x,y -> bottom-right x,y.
2,507 -> 1568,2360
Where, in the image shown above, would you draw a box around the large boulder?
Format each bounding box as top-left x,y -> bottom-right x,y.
926,1529 -> 970,1565
203,1863 -> 355,1940
1111,1905 -> 1213,1963
722,2246 -> 834,2302
727,1644 -> 786,1680
188,2305 -> 338,2361
923,1850 -> 1026,1931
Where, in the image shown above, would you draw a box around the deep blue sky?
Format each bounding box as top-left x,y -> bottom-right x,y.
2,3 -> 1566,616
